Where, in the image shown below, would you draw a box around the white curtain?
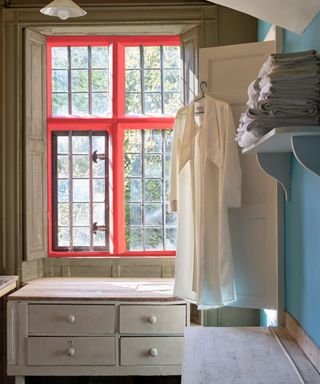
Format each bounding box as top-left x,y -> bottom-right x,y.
205,0 -> 320,34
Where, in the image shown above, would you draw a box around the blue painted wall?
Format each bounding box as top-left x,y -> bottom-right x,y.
259,15 -> 320,347
258,20 -> 272,41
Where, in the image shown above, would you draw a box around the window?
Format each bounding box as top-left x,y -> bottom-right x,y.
52,131 -> 109,252
125,46 -> 181,115
124,129 -> 176,251
47,36 -> 181,257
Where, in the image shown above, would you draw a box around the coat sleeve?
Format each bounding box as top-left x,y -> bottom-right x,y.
222,105 -> 242,208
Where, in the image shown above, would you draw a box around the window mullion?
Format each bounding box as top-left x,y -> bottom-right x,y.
68,131 -> 73,250
140,46 -> 145,115
112,124 -> 126,254
68,47 -> 72,115
89,131 -> 94,251
160,45 -> 165,115
89,46 -> 92,115
142,130 -> 146,250
162,130 -> 166,250
112,42 -> 125,117
112,41 -> 126,253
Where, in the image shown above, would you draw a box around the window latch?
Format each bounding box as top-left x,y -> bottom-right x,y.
92,150 -> 106,163
92,222 -> 106,234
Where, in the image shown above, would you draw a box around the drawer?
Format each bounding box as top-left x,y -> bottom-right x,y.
119,305 -> 186,334
120,337 -> 184,366
27,336 -> 115,366
28,304 -> 115,335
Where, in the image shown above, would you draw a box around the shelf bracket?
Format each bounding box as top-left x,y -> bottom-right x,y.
291,136 -> 320,176
256,153 -> 291,201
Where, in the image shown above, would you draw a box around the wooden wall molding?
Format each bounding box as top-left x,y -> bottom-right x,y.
21,259 -> 44,282
6,0 -> 210,7
285,311 -> 320,373
4,6 -> 217,26
0,21 -> 22,276
43,257 -> 176,280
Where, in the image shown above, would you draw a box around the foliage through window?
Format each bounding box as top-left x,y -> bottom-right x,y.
48,36 -> 181,256
51,46 -> 111,116
125,46 -> 181,115
124,130 -> 176,251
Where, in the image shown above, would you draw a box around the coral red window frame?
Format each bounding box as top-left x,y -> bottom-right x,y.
47,35 -> 179,257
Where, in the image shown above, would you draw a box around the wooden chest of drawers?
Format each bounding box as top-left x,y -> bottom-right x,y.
7,278 -> 188,384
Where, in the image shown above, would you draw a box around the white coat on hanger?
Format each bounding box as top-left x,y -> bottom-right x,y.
170,94 -> 242,308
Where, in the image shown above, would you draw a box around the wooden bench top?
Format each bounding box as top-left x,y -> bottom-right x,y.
8,277 -> 183,302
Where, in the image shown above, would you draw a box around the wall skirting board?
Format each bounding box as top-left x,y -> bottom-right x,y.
285,312 -> 320,373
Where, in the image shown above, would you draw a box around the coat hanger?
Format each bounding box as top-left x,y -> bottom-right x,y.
193,81 -> 208,115
194,81 -> 208,102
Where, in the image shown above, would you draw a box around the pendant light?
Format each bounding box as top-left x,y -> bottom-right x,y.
40,0 -> 87,20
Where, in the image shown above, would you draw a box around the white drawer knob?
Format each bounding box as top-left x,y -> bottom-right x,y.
66,315 -> 76,324
66,346 -> 76,357
149,348 -> 158,357
147,315 -> 157,324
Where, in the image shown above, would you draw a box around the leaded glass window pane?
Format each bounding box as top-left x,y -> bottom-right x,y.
53,131 -> 109,251
51,46 -> 111,116
125,45 -> 182,116
124,129 -> 176,251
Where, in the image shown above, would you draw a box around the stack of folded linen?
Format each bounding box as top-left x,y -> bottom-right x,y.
236,50 -> 320,148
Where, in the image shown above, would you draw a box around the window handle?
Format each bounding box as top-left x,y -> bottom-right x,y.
92,222 -> 106,234
92,150 -> 106,163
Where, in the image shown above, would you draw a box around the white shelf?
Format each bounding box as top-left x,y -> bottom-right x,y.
242,126 -> 320,201
243,126 -> 320,154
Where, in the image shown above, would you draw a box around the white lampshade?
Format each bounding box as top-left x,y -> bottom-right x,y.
40,0 -> 87,20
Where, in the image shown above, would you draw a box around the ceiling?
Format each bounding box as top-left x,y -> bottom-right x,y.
206,0 -> 320,34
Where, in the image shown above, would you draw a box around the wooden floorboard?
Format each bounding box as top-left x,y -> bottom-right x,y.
182,327 -> 308,384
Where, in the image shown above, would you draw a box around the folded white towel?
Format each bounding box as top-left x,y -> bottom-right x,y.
271,50 -> 318,64
257,100 -> 319,117
247,79 -> 262,106
259,72 -> 320,89
237,50 -> 320,149
260,81 -> 320,96
236,113 -> 320,148
243,111 -> 319,125
258,91 -> 320,104
258,53 -> 319,78
237,131 -> 263,148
